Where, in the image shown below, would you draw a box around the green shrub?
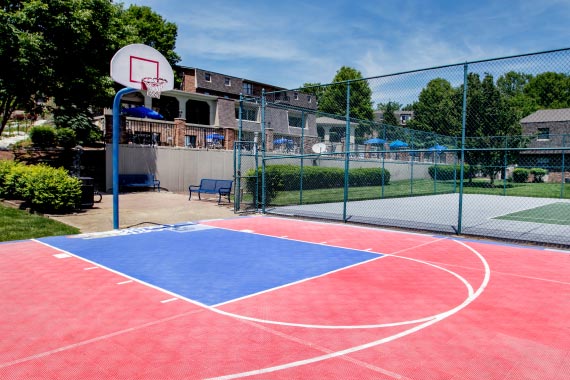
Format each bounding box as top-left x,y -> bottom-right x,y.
512,168 -> 530,183
244,165 -> 391,205
245,166 -> 283,206
29,126 -> 57,148
56,128 -> 77,149
0,162 -> 81,212
530,168 -> 547,183
428,164 -> 470,180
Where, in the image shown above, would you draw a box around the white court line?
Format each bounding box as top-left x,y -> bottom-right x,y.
204,239 -> 491,380
160,298 -> 178,304
117,280 -> 133,285
83,266 -> 98,271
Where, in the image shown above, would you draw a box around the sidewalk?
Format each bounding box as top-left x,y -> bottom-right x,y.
47,191 -> 238,233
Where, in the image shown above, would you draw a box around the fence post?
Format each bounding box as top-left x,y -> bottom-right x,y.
410,129 -> 414,195
261,89 -> 267,213
234,93 -> 244,212
343,82 -> 351,222
457,63 -> 469,235
503,135 -> 508,196
300,110 -> 305,205
561,134 -> 566,199
381,123 -> 386,198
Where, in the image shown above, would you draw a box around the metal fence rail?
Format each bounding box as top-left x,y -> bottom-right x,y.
236,48 -> 570,247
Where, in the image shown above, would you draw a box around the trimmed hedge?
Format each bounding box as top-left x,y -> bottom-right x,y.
245,164 -> 391,205
530,168 -> 547,183
0,161 -> 81,213
512,168 -> 530,183
428,164 -> 470,181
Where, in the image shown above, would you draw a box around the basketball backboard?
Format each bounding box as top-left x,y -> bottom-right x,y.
110,44 -> 174,92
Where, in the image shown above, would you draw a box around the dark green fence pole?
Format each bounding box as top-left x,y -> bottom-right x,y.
261,89 -> 267,213
343,82 -> 351,222
457,63 -> 469,235
381,123 -> 386,198
410,129 -> 414,195
503,136 -> 508,196
561,134 -> 566,199
453,137 -> 458,193
235,93 -> 244,212
300,110 -> 305,205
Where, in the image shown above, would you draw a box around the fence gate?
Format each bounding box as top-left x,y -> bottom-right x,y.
233,141 -> 259,213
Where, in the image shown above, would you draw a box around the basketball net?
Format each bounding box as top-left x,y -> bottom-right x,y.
141,77 -> 168,99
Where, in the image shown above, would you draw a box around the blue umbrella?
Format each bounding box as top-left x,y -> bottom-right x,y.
389,139 -> 408,149
429,144 -> 447,153
363,138 -> 386,145
122,106 -> 164,120
206,133 -> 224,141
274,138 -> 293,145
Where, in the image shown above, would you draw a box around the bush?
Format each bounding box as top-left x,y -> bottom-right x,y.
244,164 -> 391,205
56,128 -> 77,149
29,126 -> 57,148
530,168 -> 547,183
512,168 -> 530,183
245,166 -> 283,206
428,164 -> 470,180
0,162 -> 81,212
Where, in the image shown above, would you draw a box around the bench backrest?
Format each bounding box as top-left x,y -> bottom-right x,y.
119,174 -> 154,185
200,179 -> 232,191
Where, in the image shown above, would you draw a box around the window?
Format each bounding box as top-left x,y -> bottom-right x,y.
400,114 -> 411,124
294,92 -> 299,100
205,72 -> 211,82
288,113 -> 303,128
242,82 -> 253,95
307,95 -> 312,103
537,128 -> 550,140
235,105 -> 258,121
224,77 -> 231,86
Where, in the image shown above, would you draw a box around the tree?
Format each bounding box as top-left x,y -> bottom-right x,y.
318,66 -> 374,140
376,101 -> 400,126
408,78 -> 461,137
524,72 -> 570,109
462,73 -> 520,183
0,1 -> 181,140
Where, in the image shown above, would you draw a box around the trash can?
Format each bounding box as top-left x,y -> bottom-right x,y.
78,177 -> 94,208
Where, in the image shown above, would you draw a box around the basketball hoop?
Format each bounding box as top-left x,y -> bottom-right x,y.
141,77 -> 168,98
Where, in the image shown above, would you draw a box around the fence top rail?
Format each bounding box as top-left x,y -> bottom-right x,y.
267,47 -> 570,94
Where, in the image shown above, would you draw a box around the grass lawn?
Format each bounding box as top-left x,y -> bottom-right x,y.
260,179 -> 570,206
0,203 -> 79,242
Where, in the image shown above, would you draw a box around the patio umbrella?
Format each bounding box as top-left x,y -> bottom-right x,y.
122,106 -> 164,120
206,133 -> 224,141
363,138 -> 386,145
274,138 -> 293,145
389,139 -> 408,149
429,144 -> 447,154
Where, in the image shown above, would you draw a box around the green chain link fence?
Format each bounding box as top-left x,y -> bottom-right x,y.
236,48 -> 570,247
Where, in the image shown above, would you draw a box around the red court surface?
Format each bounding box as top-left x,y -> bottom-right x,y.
1,216 -> 569,379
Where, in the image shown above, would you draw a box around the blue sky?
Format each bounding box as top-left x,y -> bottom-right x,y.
124,0 -> 570,91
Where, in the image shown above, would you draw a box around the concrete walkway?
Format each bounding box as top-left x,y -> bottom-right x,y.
47,191 -> 237,233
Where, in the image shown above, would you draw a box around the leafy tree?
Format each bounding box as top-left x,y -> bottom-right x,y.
497,71 -> 533,98
318,66 -> 374,139
524,72 -> 570,109
0,1 -> 180,140
376,101 -> 400,126
461,73 -> 520,183
408,78 -> 461,136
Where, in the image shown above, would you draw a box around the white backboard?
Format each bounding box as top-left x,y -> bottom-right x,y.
110,44 -> 174,91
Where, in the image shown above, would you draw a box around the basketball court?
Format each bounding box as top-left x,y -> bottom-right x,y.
1,216 -> 569,379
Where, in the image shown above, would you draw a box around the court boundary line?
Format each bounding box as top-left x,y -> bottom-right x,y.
211,238 -> 475,329
204,239 -> 491,380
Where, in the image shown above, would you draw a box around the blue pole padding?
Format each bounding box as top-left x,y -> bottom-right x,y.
112,87 -> 138,229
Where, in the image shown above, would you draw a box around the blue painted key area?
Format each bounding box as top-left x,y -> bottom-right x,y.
40,225 -> 380,305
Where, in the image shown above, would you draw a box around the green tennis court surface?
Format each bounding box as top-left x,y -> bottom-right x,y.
495,202 -> 570,225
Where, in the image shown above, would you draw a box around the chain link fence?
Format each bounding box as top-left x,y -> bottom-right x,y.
236,48 -> 570,247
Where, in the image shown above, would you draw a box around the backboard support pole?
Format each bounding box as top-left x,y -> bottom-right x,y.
112,87 -> 138,229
